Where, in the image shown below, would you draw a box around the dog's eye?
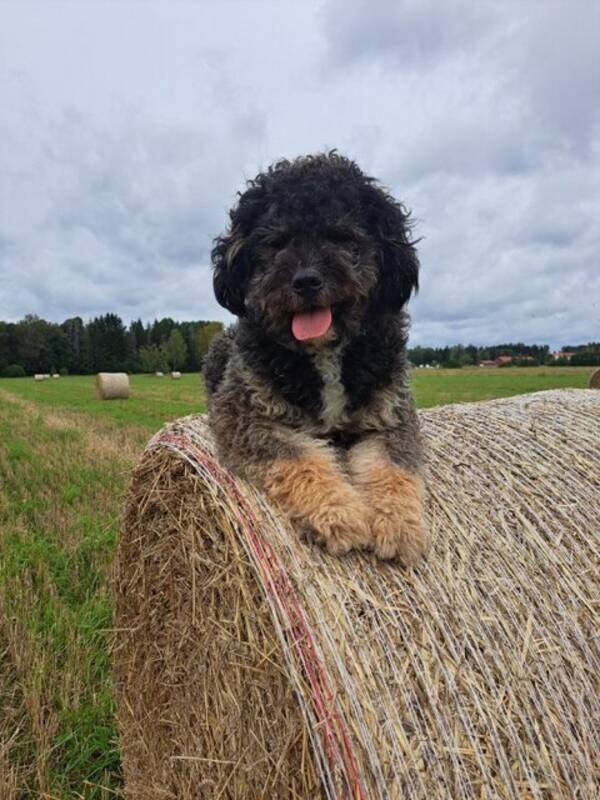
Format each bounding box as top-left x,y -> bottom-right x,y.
267,233 -> 290,249
326,232 -> 361,258
330,237 -> 360,259
326,231 -> 351,244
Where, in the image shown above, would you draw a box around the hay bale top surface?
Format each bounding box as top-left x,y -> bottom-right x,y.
115,389 -> 600,799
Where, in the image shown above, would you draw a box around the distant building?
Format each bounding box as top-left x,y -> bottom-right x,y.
479,355 -> 513,368
552,351 -> 576,361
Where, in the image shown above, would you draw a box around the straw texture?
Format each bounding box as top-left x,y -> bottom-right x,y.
114,389 -> 600,800
589,368 -> 600,389
95,372 -> 129,400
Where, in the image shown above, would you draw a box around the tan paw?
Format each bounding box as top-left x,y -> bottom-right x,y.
311,498 -> 372,556
372,510 -> 430,565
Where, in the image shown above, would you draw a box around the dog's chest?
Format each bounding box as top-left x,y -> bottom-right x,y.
312,349 -> 349,430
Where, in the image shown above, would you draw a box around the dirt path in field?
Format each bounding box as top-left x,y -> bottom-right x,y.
0,387 -> 146,467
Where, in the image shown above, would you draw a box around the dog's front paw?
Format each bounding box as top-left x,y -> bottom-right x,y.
311,498 -> 372,556
372,509 -> 430,565
348,440 -> 430,566
350,457 -> 430,566
262,452 -> 373,557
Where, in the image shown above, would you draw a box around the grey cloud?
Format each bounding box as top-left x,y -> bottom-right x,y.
322,0 -> 494,69
406,140 -> 600,348
0,0 -> 598,349
323,0 -> 600,168
0,71 -> 266,325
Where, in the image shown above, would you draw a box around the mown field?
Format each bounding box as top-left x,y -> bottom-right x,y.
0,367 -> 593,797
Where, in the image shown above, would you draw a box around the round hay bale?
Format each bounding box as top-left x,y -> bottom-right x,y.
155,371 -> 164,377
52,373 -> 60,379
114,389 -> 600,800
171,371 -> 182,379
95,372 -> 129,400
589,368 -> 600,389
34,374 -> 45,381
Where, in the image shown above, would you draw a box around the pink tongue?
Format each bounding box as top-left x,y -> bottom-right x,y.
291,307 -> 333,341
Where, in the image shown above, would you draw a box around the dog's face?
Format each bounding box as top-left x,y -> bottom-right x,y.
212,153 -> 419,348
245,225 -> 379,345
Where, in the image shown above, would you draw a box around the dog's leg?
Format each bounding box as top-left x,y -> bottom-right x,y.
261,441 -> 372,555
210,404 -> 371,555
348,437 -> 430,565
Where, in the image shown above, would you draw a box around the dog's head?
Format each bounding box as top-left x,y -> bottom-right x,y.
212,152 -> 419,346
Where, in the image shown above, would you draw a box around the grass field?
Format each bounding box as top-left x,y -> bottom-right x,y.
0,366 -> 594,797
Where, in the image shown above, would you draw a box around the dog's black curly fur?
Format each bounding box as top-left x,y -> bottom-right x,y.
204,152 -> 429,563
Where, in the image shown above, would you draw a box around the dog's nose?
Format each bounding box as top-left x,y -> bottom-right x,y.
292,269 -> 323,295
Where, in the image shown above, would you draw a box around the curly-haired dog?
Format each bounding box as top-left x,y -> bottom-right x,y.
204,152 -> 429,564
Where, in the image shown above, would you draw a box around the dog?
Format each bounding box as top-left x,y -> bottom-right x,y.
204,152 -> 429,565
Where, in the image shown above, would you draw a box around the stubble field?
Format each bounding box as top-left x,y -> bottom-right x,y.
0,366 -> 593,797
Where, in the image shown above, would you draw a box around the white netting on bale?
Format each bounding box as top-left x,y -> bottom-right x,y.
114,389 -> 600,800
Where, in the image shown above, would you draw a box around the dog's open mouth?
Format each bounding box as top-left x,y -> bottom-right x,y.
291,306 -> 332,341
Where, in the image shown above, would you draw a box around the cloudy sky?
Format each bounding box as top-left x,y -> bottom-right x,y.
1,0 -> 599,347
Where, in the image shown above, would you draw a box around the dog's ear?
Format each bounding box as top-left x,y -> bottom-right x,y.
212,227 -> 251,316
361,183 -> 420,312
212,183 -> 269,316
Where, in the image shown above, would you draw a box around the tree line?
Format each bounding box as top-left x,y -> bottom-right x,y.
0,314 -> 224,377
1,316 -> 598,377
408,342 -> 600,368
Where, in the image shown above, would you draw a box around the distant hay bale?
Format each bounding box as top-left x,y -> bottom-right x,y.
34,374 -> 45,381
95,372 -> 129,400
589,368 -> 600,389
155,371 -> 164,377
114,390 -> 600,800
52,373 -> 60,379
171,371 -> 182,379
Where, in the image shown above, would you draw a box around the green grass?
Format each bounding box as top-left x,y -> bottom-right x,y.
0,373 -> 207,432
0,365 -> 595,796
0,366 -> 592,428
411,366 -> 591,408
0,401 -> 125,797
